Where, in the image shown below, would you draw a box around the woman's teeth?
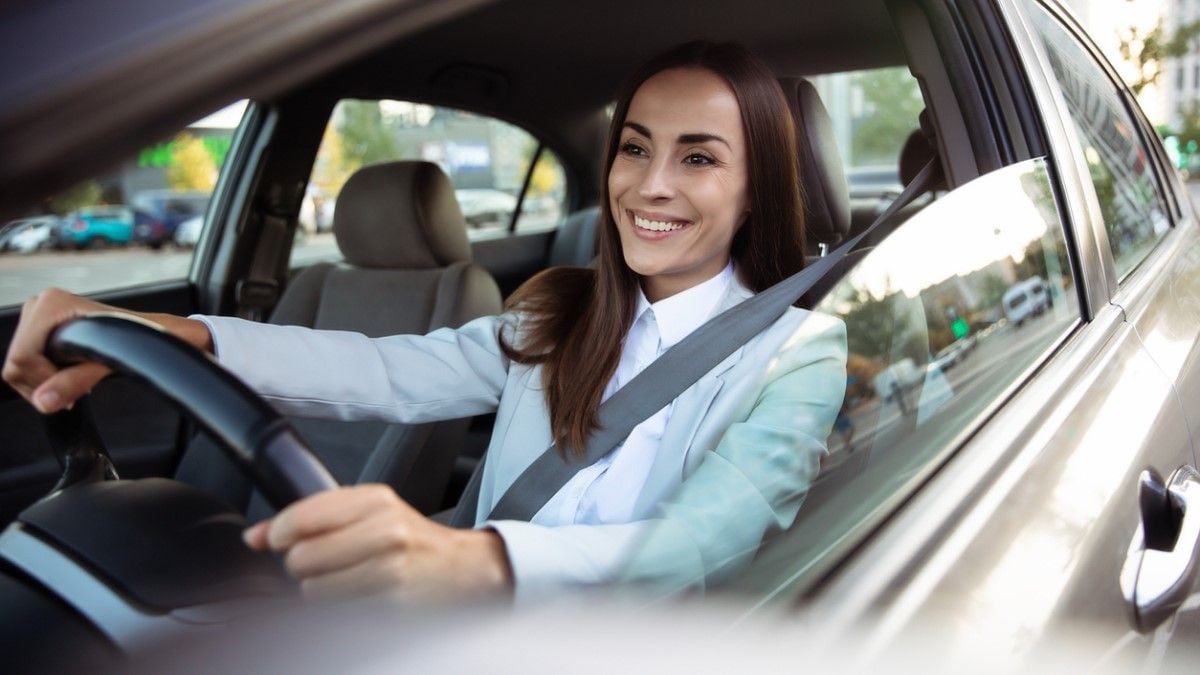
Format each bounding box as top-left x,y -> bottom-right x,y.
634,215 -> 686,232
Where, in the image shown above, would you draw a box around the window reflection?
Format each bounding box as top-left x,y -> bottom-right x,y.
620,159 -> 1080,600
1027,4 -> 1170,279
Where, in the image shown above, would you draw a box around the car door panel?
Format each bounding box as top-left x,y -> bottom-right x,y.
0,280 -> 199,525
1114,223 -> 1200,466
470,229 -> 556,297
810,303 -> 1197,667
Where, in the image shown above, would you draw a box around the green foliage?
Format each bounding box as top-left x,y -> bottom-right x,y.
840,286 -> 899,360
167,133 -> 217,191
976,273 -> 1010,312
338,101 -> 399,170
1117,11 -> 1200,95
850,68 -> 924,166
48,181 -> 103,214
1176,102 -> 1200,151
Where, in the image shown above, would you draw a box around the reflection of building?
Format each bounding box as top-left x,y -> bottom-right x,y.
1060,0 -> 1168,124
380,108 -> 529,191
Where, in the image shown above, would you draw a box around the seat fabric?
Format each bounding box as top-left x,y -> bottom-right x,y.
175,161 -> 502,518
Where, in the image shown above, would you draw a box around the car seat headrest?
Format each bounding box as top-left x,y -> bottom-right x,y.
334,161 -> 471,269
898,110 -> 947,191
777,77 -> 851,249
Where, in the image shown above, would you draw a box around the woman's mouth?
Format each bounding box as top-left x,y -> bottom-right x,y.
632,212 -> 691,236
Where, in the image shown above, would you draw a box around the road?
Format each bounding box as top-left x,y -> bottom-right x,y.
825,304 -> 1067,459
0,216 -> 551,308
0,233 -> 341,307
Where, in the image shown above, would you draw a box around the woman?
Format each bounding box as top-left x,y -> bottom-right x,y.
2,42 -> 846,602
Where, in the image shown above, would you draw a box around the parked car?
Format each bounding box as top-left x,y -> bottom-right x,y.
55,205 -> 134,249
1002,275 -> 1052,327
131,190 -> 210,249
0,216 -> 58,253
454,188 -> 518,229
173,215 -> 203,248
0,0 -> 1199,672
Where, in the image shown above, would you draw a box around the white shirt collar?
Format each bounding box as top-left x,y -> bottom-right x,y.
634,262 -> 735,349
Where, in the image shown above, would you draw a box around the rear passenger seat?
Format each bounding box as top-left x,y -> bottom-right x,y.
847,111 -> 947,249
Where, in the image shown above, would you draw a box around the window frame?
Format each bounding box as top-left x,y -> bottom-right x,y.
1014,0 -> 1178,292
299,98 -> 574,254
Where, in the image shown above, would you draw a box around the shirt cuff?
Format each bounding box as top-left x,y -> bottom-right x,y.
485,519 -> 583,605
188,314 -> 245,368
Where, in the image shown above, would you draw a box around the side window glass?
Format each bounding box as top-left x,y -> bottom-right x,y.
809,66 -> 924,210
298,99 -> 569,266
1026,3 -> 1171,280
514,149 -> 567,234
0,101 -> 245,306
628,159 -> 1081,596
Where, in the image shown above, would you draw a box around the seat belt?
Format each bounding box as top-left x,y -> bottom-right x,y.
237,211 -> 290,321
450,159 -> 941,526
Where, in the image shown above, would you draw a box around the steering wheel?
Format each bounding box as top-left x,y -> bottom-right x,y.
44,313 -> 338,506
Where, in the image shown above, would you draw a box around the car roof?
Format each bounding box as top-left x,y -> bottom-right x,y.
0,0 -> 903,219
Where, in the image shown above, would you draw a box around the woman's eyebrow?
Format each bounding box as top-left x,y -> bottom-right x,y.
677,132 -> 730,149
622,122 -> 730,149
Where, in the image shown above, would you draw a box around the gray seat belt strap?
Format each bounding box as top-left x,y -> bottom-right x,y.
451,160 -> 939,527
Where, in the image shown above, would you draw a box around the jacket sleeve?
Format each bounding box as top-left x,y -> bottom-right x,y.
192,313 -> 517,424
488,314 -> 848,601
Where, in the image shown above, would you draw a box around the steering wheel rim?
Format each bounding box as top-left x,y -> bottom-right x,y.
45,313 -> 338,508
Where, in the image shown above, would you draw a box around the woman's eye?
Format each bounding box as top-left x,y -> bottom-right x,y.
619,142 -> 647,157
684,153 -> 716,166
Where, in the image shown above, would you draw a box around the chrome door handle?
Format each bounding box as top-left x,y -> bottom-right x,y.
1121,466 -> 1200,632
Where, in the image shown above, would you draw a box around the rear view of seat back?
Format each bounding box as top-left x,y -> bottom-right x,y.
176,161 -> 503,518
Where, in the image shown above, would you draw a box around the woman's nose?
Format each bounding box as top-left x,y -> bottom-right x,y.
637,158 -> 675,201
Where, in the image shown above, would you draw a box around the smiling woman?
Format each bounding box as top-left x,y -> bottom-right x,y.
3,40 -> 846,603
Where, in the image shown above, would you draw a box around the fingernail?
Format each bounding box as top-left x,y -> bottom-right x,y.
35,389 -> 60,413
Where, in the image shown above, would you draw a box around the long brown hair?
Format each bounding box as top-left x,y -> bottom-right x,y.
501,41 -> 806,457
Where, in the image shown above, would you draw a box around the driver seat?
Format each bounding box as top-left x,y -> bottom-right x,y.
175,160 -> 503,519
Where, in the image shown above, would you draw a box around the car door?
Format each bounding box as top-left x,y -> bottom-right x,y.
765,1 -> 1199,667
0,101 -> 256,525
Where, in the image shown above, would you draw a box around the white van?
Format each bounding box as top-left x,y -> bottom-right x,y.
872,357 -> 924,402
1002,276 -> 1051,327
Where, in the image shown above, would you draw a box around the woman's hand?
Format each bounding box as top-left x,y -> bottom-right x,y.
2,288 -> 213,413
243,484 -> 514,603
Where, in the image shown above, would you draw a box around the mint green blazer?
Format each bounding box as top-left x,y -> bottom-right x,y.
199,278 -> 847,597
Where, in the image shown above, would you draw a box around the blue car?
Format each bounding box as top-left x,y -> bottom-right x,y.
56,206 -> 134,249
131,190 -> 210,249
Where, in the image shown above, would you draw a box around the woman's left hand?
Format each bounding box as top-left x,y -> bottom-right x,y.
243,484 -> 513,603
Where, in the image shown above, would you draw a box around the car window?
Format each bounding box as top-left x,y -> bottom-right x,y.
1024,2 -> 1172,281
514,149 -> 568,234
293,99 -> 569,267
0,101 -> 244,307
809,66 -> 922,196
619,158 -> 1081,597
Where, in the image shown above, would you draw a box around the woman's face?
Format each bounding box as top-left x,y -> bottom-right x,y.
608,66 -> 750,302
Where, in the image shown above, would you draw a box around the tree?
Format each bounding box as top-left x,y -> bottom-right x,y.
850,67 -> 925,166
47,181 -> 103,214
338,101 -> 399,170
167,133 -> 218,191
1116,12 -> 1200,95
311,122 -> 355,196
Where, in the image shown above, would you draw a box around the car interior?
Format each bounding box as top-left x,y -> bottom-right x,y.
2,0 -> 1131,665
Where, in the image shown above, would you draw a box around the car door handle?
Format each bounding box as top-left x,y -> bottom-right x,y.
1121,466 -> 1200,632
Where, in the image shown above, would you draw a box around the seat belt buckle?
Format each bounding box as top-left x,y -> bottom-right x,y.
235,279 -> 280,320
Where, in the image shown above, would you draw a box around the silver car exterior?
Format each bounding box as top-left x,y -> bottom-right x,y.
788,0 -> 1200,669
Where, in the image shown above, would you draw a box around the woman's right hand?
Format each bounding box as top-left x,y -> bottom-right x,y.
1,288 -> 213,414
